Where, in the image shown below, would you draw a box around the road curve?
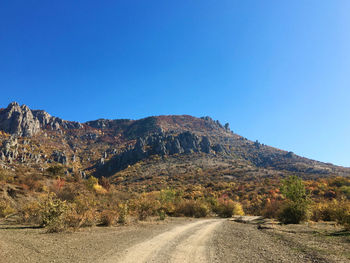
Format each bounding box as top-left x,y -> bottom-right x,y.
103,219 -> 223,263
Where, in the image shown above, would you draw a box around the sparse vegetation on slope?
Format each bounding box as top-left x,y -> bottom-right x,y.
0,102 -> 349,233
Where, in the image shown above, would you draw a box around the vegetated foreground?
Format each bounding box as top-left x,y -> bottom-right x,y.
0,217 -> 349,263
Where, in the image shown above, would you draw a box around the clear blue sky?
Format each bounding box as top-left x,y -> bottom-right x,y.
0,1 -> 349,167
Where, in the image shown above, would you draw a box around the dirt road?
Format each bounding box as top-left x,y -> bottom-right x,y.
102,219 -> 222,263
0,218 -> 349,263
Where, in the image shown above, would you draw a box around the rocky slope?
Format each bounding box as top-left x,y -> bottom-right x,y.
0,102 -> 349,185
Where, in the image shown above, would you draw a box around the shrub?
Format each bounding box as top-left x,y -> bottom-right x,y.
216,199 -> 244,218
0,170 -> 8,181
52,177 -> 65,193
134,195 -> 160,220
280,176 -> 308,203
86,176 -> 99,190
261,199 -> 283,219
158,209 -> 166,220
56,183 -> 81,202
21,177 -> 43,192
99,210 -> 117,226
158,189 -> 178,215
332,200 -> 350,230
39,193 -> 69,232
340,186 -> 350,199
278,201 -> 309,224
0,199 -> 15,218
98,177 -> 111,191
278,176 -> 310,224
93,183 -> 107,194
311,201 -> 337,222
47,166 -> 64,177
70,194 -> 97,227
175,199 -> 209,218
19,201 -> 41,224
117,203 -> 128,224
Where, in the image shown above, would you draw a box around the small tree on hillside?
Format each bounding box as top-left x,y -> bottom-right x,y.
280,175 -> 307,202
278,176 -> 310,224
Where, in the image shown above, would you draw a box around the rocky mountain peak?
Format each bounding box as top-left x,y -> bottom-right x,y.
0,102 -> 82,137
0,102 -> 41,137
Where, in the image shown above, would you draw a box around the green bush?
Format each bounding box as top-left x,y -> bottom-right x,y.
158,189 -> 178,215
278,201 -> 309,224
158,209 -> 166,220
280,176 -> 308,203
279,176 -> 310,224
117,203 -> 128,224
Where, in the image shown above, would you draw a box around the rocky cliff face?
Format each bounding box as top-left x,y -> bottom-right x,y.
0,102 -> 82,137
97,131 -> 229,175
0,102 -> 41,137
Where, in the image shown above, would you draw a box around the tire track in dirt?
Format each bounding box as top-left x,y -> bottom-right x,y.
169,220 -> 222,263
102,219 -> 223,263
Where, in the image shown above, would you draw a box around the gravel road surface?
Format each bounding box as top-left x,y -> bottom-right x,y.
0,218 -> 348,263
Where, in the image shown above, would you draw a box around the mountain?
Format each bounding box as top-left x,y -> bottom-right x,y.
0,102 -> 349,191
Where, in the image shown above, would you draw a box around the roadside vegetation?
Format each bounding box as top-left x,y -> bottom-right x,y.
0,166 -> 349,232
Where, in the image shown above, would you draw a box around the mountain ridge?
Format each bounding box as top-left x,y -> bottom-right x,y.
0,102 -> 349,185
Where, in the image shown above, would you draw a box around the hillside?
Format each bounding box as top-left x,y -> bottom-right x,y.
0,101 -> 350,235
0,102 -> 349,188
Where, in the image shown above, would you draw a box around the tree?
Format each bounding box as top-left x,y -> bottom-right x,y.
280,176 -> 307,202
278,176 -> 310,224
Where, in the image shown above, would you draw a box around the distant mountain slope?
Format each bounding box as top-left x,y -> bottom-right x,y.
0,102 -> 349,185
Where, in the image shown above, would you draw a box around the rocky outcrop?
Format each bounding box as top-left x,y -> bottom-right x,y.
97,131 -> 228,176
0,136 -> 45,164
32,110 -> 82,130
0,102 -> 82,137
0,102 -> 41,137
85,119 -> 131,130
51,150 -> 68,165
1,136 -> 19,161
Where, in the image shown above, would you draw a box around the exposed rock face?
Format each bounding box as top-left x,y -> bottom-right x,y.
51,150 -> 68,165
0,102 -> 41,137
31,110 -> 82,130
98,131 -> 228,175
1,136 -> 19,161
85,119 -> 131,130
0,102 -> 82,137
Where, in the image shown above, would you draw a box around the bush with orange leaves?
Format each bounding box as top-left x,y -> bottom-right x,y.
215,197 -> 244,218
261,199 -> 284,219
